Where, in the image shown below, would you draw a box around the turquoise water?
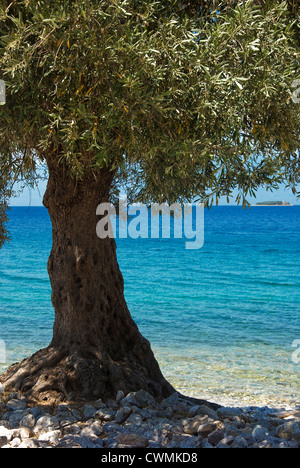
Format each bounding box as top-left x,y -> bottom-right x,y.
0,206 -> 299,407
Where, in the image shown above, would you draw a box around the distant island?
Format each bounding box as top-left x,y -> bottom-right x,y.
254,201 -> 293,206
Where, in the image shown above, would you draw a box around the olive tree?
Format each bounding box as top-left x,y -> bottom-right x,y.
0,0 -> 299,403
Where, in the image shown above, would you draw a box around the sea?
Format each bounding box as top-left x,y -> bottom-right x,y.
0,205 -> 299,408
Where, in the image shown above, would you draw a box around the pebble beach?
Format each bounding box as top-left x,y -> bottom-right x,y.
0,386 -> 299,449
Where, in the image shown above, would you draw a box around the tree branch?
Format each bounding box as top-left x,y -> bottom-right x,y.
5,0 -> 18,14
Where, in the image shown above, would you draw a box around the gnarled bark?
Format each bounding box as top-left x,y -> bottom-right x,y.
1,160 -> 174,403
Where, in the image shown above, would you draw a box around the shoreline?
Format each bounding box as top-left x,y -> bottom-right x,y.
1,363 -> 298,413
172,387 -> 299,412
178,395 -> 299,413
1,367 -> 298,413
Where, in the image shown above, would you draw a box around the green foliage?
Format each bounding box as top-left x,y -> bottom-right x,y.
0,0 -> 299,243
0,183 -> 9,248
0,148 -> 39,246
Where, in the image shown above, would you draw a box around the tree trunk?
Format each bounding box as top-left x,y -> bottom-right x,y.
0,159 -> 174,403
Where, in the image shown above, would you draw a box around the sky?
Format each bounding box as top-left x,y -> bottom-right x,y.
9,178 -> 299,207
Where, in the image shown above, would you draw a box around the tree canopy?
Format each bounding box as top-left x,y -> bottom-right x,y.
0,0 -> 299,245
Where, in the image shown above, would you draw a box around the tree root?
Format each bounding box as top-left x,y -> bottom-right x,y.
0,346 -> 174,405
0,347 -> 68,404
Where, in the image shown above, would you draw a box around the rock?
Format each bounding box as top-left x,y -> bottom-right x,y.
94,399 -> 106,410
217,407 -> 242,419
161,392 -> 179,408
182,415 -> 209,435
148,441 -> 163,448
59,416 -> 78,428
216,442 -> 231,448
0,436 -> 8,448
0,383 -> 4,394
119,390 -> 156,409
202,440 -> 214,448
151,424 -> 175,446
1,412 -> 9,421
197,422 -> 219,438
82,404 -> 97,419
95,408 -> 115,421
56,403 -> 72,413
6,399 -> 27,412
120,392 -> 139,407
198,405 -> 219,421
134,390 -> 157,408
10,437 -> 21,447
116,390 -> 125,402
168,434 -> 202,449
11,427 -> 31,440
187,405 -> 201,418
57,435 -> 103,448
0,426 -> 11,440
142,408 -> 172,419
219,435 -> 235,447
162,407 -> 173,418
223,421 -> 240,436
254,414 -> 276,429
231,416 -> 246,429
20,413 -> 36,429
18,438 -> 41,449
275,410 -> 300,419
252,424 -> 269,442
276,420 -> 300,439
105,399 -> 119,410
207,429 -> 225,447
232,435 -> 249,448
253,438 -> 272,449
38,430 -> 61,444
292,432 -> 300,443
62,423 -> 82,436
172,402 -> 191,414
102,422 -> 125,434
1,386 -> 299,449
124,412 -> 143,427
80,421 -> 102,438
115,433 -> 149,448
29,407 -> 45,419
32,415 -> 60,435
0,420 -> 9,429
8,410 -> 27,428
56,403 -> 81,423
114,406 -> 132,424
56,435 -> 84,448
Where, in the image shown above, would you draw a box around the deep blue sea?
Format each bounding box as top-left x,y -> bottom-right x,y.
0,206 -> 299,408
